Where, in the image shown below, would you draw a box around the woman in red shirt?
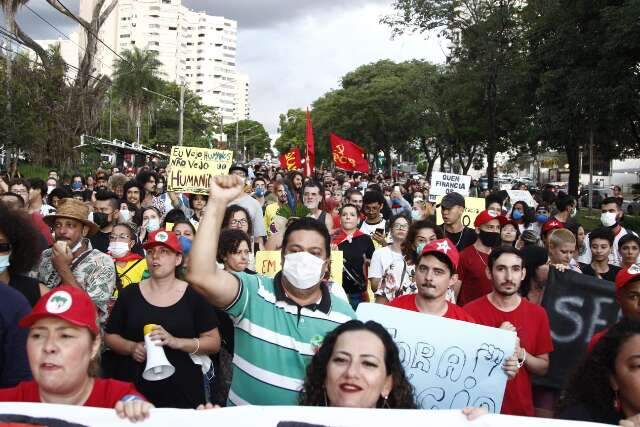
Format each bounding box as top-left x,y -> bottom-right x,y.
0,285 -> 152,422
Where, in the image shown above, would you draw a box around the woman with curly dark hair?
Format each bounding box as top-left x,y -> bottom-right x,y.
556,318 -> 640,424
0,202 -> 47,306
299,320 -> 416,409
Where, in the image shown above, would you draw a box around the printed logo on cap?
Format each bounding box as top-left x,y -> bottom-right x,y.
436,240 -> 452,254
628,264 -> 640,275
487,210 -> 498,217
155,231 -> 169,243
46,291 -> 73,314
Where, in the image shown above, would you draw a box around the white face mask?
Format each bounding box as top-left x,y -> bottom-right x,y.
0,254 -> 10,273
146,218 -> 160,232
601,212 -> 618,228
108,241 -> 130,258
282,252 -> 326,290
120,209 -> 131,222
47,185 -> 56,195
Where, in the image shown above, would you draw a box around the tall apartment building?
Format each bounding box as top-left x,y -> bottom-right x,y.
76,0 -> 249,123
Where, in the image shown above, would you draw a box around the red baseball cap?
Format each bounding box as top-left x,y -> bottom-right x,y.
20,285 -> 99,335
615,264 -> 640,290
143,229 -> 183,254
542,219 -> 565,235
421,238 -> 460,270
474,210 -> 508,228
125,167 -> 135,173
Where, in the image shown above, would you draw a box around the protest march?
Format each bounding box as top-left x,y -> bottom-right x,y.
1,0 -> 640,424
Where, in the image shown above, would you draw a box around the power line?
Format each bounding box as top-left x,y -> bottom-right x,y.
23,3 -> 114,72
53,0 -> 130,65
0,33 -> 106,84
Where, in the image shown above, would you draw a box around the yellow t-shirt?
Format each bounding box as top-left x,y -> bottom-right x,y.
264,202 -> 280,236
113,258 -> 148,297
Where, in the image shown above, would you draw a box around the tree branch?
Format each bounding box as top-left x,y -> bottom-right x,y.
45,0 -> 90,29
14,22 -> 50,67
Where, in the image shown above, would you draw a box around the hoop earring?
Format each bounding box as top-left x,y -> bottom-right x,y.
324,389 -> 329,407
614,390 -> 621,412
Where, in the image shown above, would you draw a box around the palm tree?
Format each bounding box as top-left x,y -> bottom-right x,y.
112,47 -> 162,143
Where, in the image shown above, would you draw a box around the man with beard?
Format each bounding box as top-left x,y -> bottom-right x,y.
123,180 -> 145,209
578,197 -> 638,266
303,180 -> 333,234
38,198 -> 116,327
90,190 -> 120,253
388,238 -> 477,322
464,246 -> 553,416
456,209 -> 506,305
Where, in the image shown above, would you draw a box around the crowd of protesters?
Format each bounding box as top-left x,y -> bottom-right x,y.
0,162 -> 639,425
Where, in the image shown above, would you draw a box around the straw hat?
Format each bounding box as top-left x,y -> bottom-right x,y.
43,198 -> 99,236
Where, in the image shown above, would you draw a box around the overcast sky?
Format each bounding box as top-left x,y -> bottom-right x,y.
10,0 -> 447,137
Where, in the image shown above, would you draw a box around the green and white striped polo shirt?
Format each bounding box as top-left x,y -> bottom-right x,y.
226,271 -> 356,406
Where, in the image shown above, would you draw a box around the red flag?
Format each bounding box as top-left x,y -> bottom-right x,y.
279,148 -> 302,171
330,133 -> 369,173
304,109 -> 315,177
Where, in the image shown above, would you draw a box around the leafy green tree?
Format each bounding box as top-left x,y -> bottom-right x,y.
225,120 -> 271,160
274,109 -> 307,154
112,47 -> 162,143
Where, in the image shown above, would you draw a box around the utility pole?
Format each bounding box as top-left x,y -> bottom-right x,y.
178,83 -> 185,146
235,120 -> 240,157
108,87 -> 112,140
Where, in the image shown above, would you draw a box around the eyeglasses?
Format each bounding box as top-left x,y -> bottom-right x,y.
230,219 -> 248,226
0,242 -> 11,252
109,234 -> 131,241
393,224 -> 409,230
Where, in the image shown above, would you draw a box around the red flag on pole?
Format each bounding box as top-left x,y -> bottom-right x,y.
330,133 -> 369,173
279,148 -> 302,171
304,109 -> 315,177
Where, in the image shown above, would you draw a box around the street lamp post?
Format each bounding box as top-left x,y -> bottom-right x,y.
143,84 -> 221,146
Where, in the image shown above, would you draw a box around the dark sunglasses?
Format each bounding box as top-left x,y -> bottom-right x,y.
0,242 -> 11,252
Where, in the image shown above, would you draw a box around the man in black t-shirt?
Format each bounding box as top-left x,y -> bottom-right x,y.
437,192 -> 476,251
579,227 -> 621,282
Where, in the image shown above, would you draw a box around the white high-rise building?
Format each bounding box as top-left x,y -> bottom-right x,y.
75,0 -> 248,124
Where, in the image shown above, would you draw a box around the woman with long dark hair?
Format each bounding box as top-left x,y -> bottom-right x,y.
556,318 -> 640,424
299,320 -> 416,409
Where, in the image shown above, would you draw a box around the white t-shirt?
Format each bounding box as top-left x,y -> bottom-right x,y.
369,246 -> 404,279
359,219 -> 386,237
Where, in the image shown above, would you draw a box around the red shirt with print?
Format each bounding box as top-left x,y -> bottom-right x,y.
0,378 -> 145,407
457,245 -> 493,305
464,295 -> 553,417
388,294 -> 476,323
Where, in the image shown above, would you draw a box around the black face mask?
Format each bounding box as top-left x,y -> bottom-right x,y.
479,230 -> 501,248
92,212 -> 110,229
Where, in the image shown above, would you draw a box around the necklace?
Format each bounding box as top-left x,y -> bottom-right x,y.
473,246 -> 488,268
443,225 -> 464,248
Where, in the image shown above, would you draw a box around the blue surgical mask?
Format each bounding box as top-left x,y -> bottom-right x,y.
411,210 -> 422,221
145,218 -> 160,232
536,214 -> 549,223
416,242 -> 427,255
0,254 -> 9,273
71,182 -> 82,191
255,188 -> 265,197
179,236 -> 192,256
512,210 -> 523,221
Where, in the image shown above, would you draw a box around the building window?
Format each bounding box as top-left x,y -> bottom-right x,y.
169,26 -> 177,30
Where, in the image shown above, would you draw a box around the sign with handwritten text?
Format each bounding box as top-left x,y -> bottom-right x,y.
357,303 -> 516,413
255,251 -> 343,285
435,196 -> 485,228
428,172 -> 471,202
168,147 -> 233,194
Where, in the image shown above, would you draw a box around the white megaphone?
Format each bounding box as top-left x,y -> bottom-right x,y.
142,324 -> 175,381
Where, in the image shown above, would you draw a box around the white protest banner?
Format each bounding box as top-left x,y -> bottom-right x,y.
435,196 -> 485,228
507,190 -> 537,208
428,172 -> 471,202
0,402 -> 602,427
357,303 -> 517,413
167,146 -> 233,195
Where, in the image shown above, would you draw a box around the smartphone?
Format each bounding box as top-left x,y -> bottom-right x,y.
375,228 -> 385,235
